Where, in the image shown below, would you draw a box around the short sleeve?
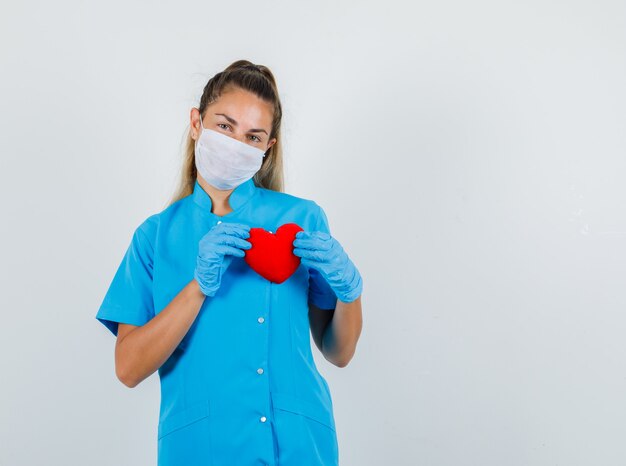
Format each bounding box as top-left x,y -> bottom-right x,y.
95,220 -> 156,336
307,203 -> 338,310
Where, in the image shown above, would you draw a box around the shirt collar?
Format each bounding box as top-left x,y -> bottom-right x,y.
192,177 -> 258,214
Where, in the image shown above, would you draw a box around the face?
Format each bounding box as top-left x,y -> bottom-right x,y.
190,86 -> 277,153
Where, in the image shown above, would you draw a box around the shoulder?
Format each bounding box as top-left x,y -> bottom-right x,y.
255,186 -> 323,214
132,194 -> 188,245
134,192 -> 194,240
255,186 -> 330,233
132,212 -> 159,252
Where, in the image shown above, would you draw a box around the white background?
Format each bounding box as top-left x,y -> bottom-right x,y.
1,1 -> 625,465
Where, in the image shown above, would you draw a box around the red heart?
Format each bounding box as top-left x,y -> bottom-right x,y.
244,223 -> 304,284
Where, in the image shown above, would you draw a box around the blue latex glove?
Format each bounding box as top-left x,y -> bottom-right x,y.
194,222 -> 251,297
293,230 -> 363,303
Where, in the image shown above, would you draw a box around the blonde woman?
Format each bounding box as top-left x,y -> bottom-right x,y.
96,59 -> 363,466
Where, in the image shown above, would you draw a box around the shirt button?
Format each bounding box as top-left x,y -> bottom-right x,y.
217,220 -> 222,224
257,317 -> 265,323
257,368 -> 264,375
260,416 -> 267,422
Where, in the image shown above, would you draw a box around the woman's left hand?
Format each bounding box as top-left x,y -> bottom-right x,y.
293,230 -> 363,303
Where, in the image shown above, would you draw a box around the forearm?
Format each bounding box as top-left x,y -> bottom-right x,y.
322,295 -> 362,367
116,279 -> 206,387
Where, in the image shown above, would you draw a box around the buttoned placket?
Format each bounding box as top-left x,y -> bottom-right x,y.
194,179 -> 278,465
256,278 -> 274,463
215,218 -> 272,430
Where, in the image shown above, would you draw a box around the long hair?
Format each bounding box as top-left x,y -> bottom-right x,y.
165,60 -> 284,208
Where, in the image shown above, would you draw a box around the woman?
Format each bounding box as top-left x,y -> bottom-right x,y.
96,60 -> 363,466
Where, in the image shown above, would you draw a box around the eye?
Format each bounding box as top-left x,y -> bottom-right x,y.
249,135 -> 262,143
217,123 -> 231,131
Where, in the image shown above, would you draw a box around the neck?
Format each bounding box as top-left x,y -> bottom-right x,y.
197,176 -> 234,214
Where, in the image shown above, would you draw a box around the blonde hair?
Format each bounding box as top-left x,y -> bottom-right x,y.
165,59 -> 284,208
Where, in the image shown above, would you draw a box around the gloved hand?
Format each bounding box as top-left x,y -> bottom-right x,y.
194,222 -> 251,297
292,230 -> 363,303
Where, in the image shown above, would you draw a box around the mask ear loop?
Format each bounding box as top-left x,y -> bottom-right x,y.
195,115 -> 205,148
194,117 -> 201,154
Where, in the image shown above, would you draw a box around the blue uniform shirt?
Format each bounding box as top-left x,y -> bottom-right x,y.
96,177 -> 340,466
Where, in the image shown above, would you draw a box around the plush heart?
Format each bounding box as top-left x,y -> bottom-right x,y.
244,223 -> 304,284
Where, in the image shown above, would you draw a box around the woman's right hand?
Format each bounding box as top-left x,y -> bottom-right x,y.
193,222 -> 252,297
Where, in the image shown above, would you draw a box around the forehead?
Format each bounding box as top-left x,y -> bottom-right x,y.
211,87 -> 274,127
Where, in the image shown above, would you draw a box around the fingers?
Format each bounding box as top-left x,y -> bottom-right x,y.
218,234 -> 252,250
295,230 -> 331,241
215,222 -> 251,238
202,223 -> 251,247
293,247 -> 327,262
215,244 -> 247,258
293,231 -> 333,251
215,223 -> 251,250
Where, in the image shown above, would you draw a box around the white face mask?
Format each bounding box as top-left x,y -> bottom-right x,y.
194,117 -> 267,190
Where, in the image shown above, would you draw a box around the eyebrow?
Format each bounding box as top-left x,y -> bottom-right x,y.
214,113 -> 269,135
